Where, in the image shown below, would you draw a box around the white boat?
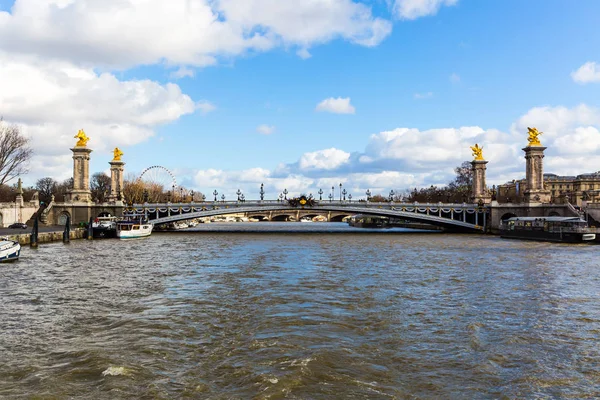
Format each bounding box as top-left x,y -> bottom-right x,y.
0,238 -> 21,262
300,217 -> 314,222
116,217 -> 153,239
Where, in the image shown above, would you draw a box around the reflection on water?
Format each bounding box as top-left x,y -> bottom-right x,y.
1,223 -> 599,399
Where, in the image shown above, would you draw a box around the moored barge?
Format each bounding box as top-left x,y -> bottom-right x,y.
500,216 -> 598,244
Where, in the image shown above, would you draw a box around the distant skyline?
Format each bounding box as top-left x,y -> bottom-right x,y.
1,0 -> 599,199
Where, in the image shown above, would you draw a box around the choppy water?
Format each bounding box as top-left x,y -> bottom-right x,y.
1,223 -> 599,399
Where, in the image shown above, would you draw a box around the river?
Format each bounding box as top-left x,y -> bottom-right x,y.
1,223 -> 599,399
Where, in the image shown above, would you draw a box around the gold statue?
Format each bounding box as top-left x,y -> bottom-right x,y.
74,129 -> 90,147
527,127 -> 542,146
112,147 -> 124,161
470,143 -> 484,161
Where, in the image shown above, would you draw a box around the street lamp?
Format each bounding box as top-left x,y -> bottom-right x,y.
236,189 -> 242,202
366,189 -> 371,202
339,183 -> 342,201
328,193 -> 333,202
172,185 -> 175,200
279,193 -> 283,202
318,188 -> 323,200
201,194 -> 206,202
283,188 -> 288,200
331,186 -> 334,201
389,190 -> 395,202
190,190 -> 194,202
260,183 -> 265,201
180,187 -> 183,202
342,188 -> 347,201
240,194 -> 245,202
348,194 -> 352,202
213,190 -> 218,202
221,194 -> 225,203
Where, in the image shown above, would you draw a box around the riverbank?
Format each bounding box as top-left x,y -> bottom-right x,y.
2,228 -> 87,245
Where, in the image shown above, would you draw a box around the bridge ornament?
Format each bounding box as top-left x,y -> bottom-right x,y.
470,143 -> 484,161
288,195 -> 316,207
112,147 -> 124,161
74,129 -> 90,147
527,127 -> 543,146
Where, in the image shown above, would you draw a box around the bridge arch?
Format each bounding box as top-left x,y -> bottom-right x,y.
500,212 -> 517,221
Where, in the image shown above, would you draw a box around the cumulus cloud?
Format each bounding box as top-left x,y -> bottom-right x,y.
0,51 -> 199,180
184,104 -> 600,197
0,0 -> 392,68
394,0 -> 458,20
257,125 -> 276,135
315,97 -> 356,114
571,62 -> 600,84
299,148 -> 351,170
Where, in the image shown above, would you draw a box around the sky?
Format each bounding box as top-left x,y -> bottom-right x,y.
1,0 -> 600,200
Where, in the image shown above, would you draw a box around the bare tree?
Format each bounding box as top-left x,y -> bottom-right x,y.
0,120 -> 33,185
90,172 -> 111,202
35,177 -> 58,204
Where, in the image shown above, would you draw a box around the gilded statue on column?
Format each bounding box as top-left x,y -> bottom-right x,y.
470,143 -> 484,161
74,129 -> 90,147
113,147 -> 124,161
527,127 -> 542,146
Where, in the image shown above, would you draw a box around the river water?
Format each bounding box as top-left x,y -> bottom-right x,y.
1,223 -> 599,399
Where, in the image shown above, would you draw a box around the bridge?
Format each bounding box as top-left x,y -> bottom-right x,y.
124,200 -> 488,232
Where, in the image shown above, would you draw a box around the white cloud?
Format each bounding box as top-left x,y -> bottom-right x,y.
0,51 -> 200,182
450,72 -> 461,84
170,67 -> 195,79
315,97 -> 356,114
257,124 -> 276,135
297,48 -> 312,59
571,62 -> 600,84
299,148 -> 351,170
0,0 -> 392,68
414,92 -> 433,99
394,0 -> 458,20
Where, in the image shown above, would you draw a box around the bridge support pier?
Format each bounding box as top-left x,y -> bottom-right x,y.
471,160 -> 491,204
523,145 -> 551,204
108,160 -> 125,205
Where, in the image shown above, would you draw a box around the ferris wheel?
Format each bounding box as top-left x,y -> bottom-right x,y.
138,165 -> 177,192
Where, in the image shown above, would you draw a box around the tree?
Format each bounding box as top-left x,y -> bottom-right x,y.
35,177 -> 58,204
0,120 -> 33,185
90,172 -> 111,202
54,178 -> 73,202
447,161 -> 473,202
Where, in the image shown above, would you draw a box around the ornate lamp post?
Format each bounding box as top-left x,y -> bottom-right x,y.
180,187 -> 183,202
190,190 -> 194,202
279,193 -> 283,202
283,188 -> 288,200
348,194 -> 352,202
339,183 -> 342,201
213,190 -> 218,202
389,190 -> 395,202
318,188 -> 323,200
172,185 -> 175,201
260,183 -> 265,201
328,193 -> 333,202
236,189 -> 242,202
221,194 -> 225,203
201,194 -> 206,202
366,189 -> 371,202
331,186 -> 334,201
240,194 -> 245,202
342,188 -> 347,201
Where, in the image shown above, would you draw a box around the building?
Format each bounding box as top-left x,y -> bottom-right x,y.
497,172 -> 600,206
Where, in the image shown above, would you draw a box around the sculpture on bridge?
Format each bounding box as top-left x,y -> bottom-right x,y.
112,147 -> 124,161
288,194 -> 316,207
470,144 -> 484,161
527,127 -> 543,146
74,129 -> 90,147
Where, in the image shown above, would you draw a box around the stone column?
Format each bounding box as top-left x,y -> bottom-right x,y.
523,146 -> 551,204
66,146 -> 93,203
108,160 -> 125,205
471,160 -> 491,204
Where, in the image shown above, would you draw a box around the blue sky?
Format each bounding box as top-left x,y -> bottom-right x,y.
1,0 -> 600,199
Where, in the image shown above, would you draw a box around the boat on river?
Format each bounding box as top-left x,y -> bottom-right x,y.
0,238 -> 21,262
116,216 -> 153,239
92,216 -> 118,238
500,216 -> 599,243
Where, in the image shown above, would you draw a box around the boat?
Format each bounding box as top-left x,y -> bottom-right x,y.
500,216 -> 598,243
91,216 -> 118,238
116,215 -> 153,239
300,217 -> 314,222
0,238 -> 21,262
